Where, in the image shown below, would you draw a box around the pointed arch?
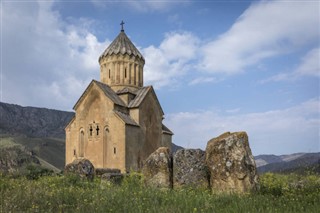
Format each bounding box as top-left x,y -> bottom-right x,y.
103,126 -> 109,166
79,129 -> 84,157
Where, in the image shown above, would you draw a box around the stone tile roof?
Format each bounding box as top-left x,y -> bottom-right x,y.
99,31 -> 144,61
114,110 -> 139,127
73,80 -> 127,110
128,86 -> 164,115
162,124 -> 174,135
94,80 -> 126,107
128,86 -> 150,108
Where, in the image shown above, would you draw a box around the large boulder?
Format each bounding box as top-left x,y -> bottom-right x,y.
205,132 -> 259,194
142,147 -> 172,188
173,149 -> 209,189
64,158 -> 95,180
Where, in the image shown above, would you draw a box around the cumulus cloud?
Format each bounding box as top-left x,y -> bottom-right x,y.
261,47 -> 320,83
199,1 -> 319,74
90,0 -> 189,12
188,77 -> 217,86
143,32 -> 199,88
165,98 -> 320,155
2,1 -> 109,110
140,0 -> 319,87
294,48 -> 320,77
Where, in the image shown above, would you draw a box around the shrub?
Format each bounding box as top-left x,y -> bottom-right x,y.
25,165 -> 54,180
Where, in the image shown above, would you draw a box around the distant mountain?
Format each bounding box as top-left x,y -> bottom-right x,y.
0,102 -> 74,138
1,101 -> 318,174
172,143 -> 183,153
255,153 -> 320,174
0,101 -> 184,171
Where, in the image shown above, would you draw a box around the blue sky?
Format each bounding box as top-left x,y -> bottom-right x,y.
1,0 -> 319,155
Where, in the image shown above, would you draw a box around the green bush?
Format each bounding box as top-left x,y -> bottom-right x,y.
25,165 -> 54,180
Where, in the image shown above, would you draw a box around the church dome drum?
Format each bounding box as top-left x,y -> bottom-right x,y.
98,24 -> 145,91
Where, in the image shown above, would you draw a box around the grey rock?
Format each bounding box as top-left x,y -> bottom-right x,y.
206,132 -> 259,194
173,149 -> 209,189
64,158 -> 95,180
142,147 -> 172,188
0,145 -> 40,174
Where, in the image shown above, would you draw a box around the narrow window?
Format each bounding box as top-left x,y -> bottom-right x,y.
89,126 -> 93,136
109,69 -> 111,78
125,68 -> 127,78
73,149 -> 76,156
79,131 -> 84,157
114,147 -> 116,154
96,126 -> 100,136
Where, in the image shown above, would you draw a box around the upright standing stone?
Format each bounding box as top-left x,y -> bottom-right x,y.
205,132 -> 259,193
142,147 -> 172,188
65,158 -> 95,181
173,149 -> 209,189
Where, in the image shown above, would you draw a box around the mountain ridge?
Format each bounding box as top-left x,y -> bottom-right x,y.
0,101 -> 318,174
0,102 -> 74,138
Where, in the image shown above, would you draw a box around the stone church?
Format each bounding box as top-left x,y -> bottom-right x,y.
65,24 -> 173,173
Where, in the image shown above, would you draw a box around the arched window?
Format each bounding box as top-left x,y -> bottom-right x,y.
79,130 -> 84,157
104,128 -> 109,164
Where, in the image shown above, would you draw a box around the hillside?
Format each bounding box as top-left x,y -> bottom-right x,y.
0,101 -> 184,171
0,102 -> 73,171
0,101 -> 319,174
255,153 -> 320,174
0,102 -> 74,138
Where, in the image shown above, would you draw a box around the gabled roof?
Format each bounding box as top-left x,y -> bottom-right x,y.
162,124 -> 174,135
94,80 -> 126,107
128,86 -> 164,115
99,31 -> 144,61
128,86 -> 150,108
114,110 -> 139,127
73,80 -> 126,110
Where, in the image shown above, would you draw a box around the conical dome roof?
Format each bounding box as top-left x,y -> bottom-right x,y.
99,31 -> 144,61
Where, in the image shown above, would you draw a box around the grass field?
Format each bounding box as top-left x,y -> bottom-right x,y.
0,172 -> 319,212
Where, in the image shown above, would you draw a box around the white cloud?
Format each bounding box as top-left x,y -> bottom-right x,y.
90,0 -> 189,12
140,0 -> 320,88
128,1 -> 176,12
261,47 -> 320,83
143,32 -> 199,88
188,77 -> 217,86
199,1 -> 319,74
295,47 -> 320,77
2,1 -> 109,110
165,98 -> 320,155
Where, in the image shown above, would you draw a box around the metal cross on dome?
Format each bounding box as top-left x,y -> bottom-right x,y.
120,20 -> 125,32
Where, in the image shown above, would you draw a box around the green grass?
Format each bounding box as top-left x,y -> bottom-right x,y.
36,157 -> 61,173
0,137 -> 21,148
0,135 -> 65,170
13,137 -> 65,170
1,173 -> 319,212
